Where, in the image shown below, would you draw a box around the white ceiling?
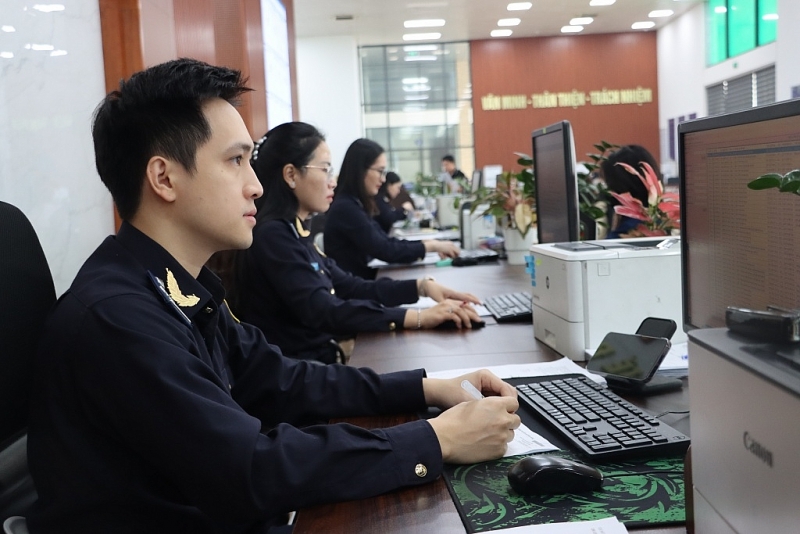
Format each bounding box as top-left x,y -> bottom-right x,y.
293,0 -> 704,46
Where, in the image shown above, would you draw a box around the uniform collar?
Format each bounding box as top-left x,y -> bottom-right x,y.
116,222 -> 224,322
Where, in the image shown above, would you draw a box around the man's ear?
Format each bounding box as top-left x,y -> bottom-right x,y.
144,156 -> 179,203
283,164 -> 298,190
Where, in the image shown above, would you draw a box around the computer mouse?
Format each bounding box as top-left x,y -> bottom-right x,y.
507,455 -> 604,496
434,318 -> 486,330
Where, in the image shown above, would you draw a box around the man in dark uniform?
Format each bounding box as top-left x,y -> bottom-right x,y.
442,154 -> 467,193
26,59 -> 520,533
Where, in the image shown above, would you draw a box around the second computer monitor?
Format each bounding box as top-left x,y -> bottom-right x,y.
532,120 -> 580,244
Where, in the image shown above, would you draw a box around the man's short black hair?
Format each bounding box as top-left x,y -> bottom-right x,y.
92,58 -> 252,220
442,155 -> 456,163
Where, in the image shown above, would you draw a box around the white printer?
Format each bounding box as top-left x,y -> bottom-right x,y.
528,237 -> 685,361
688,328 -> 800,534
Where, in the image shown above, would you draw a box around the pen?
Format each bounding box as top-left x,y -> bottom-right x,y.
461,380 -> 484,400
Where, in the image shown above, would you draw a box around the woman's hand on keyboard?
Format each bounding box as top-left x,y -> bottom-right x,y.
424,239 -> 459,259
424,279 -> 480,305
420,299 -> 482,329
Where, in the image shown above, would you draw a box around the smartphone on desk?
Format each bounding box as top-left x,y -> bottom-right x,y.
635,317 -> 677,340
587,332 -> 672,392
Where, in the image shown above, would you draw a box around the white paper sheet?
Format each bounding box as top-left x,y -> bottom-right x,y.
504,422 -> 558,457
427,358 -> 606,386
493,516 -> 628,533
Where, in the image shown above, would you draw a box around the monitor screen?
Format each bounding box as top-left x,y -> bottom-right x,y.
471,169 -> 482,192
532,120 -> 579,244
679,99 -> 800,331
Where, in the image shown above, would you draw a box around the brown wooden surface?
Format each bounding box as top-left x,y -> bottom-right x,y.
294,260 -> 689,533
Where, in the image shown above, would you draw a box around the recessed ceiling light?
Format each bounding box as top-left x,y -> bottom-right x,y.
404,55 -> 437,61
491,29 -> 513,37
403,32 -> 442,41
1,26 -> 15,32
561,25 -> 584,33
507,2 -> 532,10
631,21 -> 656,29
762,13 -> 778,21
649,10 -> 673,18
589,0 -> 615,6
50,50 -> 67,57
402,77 -> 429,84
714,6 -> 727,14
0,51 -> 14,59
570,17 -> 594,25
32,4 -> 65,12
404,19 -> 445,28
498,18 -> 521,26
403,44 -> 438,52
24,43 -> 55,51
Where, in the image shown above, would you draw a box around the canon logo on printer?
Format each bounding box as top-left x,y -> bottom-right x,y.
743,432 -> 773,468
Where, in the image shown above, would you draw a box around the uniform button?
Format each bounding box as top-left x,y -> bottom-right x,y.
389,322 -> 396,331
330,288 -> 336,295
204,306 -> 213,313
414,463 -> 428,478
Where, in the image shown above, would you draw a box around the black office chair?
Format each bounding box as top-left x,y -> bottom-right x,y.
0,201 -> 56,528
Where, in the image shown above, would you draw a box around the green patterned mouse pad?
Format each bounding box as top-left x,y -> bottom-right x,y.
443,450 -> 685,533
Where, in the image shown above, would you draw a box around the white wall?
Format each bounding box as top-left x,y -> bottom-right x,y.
656,1 -> 797,172
0,0 -> 112,295
296,36 -> 362,170
775,0 -> 800,101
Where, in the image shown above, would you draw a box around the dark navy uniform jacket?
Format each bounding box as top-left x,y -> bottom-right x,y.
375,194 -> 408,233
27,222 -> 441,534
324,193 -> 425,279
239,218 -> 417,363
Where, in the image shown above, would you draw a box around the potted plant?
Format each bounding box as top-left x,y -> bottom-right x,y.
470,153 -> 536,264
577,141 -> 617,238
607,161 -> 680,237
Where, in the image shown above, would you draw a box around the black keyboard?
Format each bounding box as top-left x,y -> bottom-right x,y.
483,291 -> 532,323
452,248 -> 499,266
517,376 -> 690,461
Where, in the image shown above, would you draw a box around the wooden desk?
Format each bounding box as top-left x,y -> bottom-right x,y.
294,261 -> 690,534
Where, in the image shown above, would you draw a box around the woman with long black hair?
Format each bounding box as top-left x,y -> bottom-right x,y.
227,123 -> 482,364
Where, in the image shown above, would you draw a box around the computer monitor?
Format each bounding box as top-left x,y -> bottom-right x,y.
679,98 -> 800,332
532,120 -> 580,244
471,169 -> 482,192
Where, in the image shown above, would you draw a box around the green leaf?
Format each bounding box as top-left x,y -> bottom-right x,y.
747,174 -> 782,190
779,177 -> 800,193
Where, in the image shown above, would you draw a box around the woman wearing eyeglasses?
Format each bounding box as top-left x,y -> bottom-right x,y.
324,138 -> 459,280
226,122 -> 482,365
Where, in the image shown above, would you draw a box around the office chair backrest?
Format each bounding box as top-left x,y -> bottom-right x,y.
0,201 -> 56,516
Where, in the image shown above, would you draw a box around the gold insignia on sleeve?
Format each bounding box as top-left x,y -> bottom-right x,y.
166,268 -> 200,307
295,217 -> 310,237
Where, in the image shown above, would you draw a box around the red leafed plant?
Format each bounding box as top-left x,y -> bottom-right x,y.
608,161 -> 680,237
